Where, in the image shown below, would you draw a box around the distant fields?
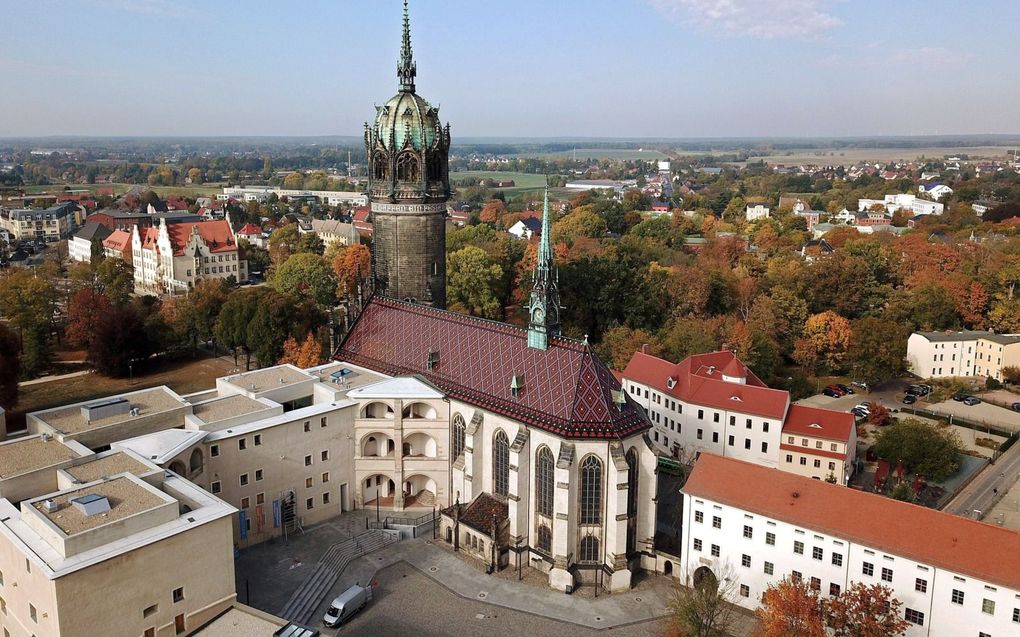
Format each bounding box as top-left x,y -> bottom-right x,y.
512,148 -> 671,161
18,182 -> 226,198
754,145 -> 1014,165
451,171 -> 550,197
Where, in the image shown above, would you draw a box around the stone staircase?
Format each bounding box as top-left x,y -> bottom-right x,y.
279,529 -> 395,625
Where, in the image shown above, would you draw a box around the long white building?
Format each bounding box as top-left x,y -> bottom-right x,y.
218,186 -> 367,207
906,330 -> 1020,381
681,454 -> 1020,637
621,350 -> 856,483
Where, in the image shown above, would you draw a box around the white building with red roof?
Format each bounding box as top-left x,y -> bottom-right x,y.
235,223 -> 266,249
681,453 -> 1020,637
130,218 -> 247,294
621,350 -> 856,482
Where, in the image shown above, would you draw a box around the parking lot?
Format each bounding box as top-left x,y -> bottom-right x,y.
921,398 -> 1020,433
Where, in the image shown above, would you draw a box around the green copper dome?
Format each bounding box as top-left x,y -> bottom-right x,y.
373,92 -> 441,152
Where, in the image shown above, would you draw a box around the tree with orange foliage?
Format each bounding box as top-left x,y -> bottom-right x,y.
825,582 -> 909,637
278,332 -> 323,368
597,326 -> 661,371
331,243 -> 372,297
796,311 -> 851,373
66,288 -> 112,350
756,576 -> 826,637
479,200 -> 505,225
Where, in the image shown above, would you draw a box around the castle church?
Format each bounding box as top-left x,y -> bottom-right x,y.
338,2 -> 657,592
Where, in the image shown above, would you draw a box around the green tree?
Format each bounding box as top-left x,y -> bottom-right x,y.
848,317 -> 908,386
216,287 -> 269,369
95,258 -> 134,305
271,252 -> 338,308
596,326 -> 661,371
552,209 -> 607,244
668,566 -> 739,637
88,304 -> 153,376
296,232 -> 325,256
873,419 -> 962,481
446,246 -> 503,319
247,291 -> 300,367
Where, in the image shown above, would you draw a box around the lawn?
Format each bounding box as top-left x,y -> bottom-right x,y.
512,148 -> 671,161
755,145 -> 1014,165
7,354 -> 237,430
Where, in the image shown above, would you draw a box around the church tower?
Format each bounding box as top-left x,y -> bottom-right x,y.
365,0 -> 451,307
527,188 -> 562,350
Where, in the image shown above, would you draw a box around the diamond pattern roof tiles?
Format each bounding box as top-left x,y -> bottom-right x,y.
338,297 -> 649,439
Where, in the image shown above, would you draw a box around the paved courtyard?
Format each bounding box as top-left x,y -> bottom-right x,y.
235,510 -> 758,636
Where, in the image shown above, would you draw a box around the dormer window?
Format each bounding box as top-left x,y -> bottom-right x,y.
426,349 -> 440,371
665,376 -> 677,390
510,374 -> 524,398
809,423 -> 822,429
730,395 -> 742,401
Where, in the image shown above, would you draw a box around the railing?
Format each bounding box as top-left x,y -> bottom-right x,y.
366,510 -> 438,531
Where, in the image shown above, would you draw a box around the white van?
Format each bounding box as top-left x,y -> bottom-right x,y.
323,584 -> 371,628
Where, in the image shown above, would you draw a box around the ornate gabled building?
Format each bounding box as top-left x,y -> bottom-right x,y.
364,0 -> 451,307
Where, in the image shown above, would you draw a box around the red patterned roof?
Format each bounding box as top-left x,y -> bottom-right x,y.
165,221 -> 236,256
236,223 -> 262,236
338,297 -> 649,439
622,350 -> 789,420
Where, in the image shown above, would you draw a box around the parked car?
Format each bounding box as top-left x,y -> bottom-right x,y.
963,396 -> 981,406
851,380 -> 869,391
836,383 -> 855,395
822,387 -> 840,398
850,407 -> 868,418
952,393 -> 967,402
854,402 -> 871,414
902,394 -> 917,405
906,384 -> 930,396
825,385 -> 846,396
1011,402 -> 1020,412
323,584 -> 371,628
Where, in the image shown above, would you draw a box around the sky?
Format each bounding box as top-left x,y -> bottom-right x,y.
2,0 -> 1019,139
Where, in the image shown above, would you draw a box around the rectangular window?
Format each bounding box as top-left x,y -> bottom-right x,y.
1012,607 -> 1020,622
695,511 -> 704,524
240,497 -> 249,509
762,442 -> 768,453
881,567 -> 893,583
813,459 -> 821,468
764,561 -> 774,575
305,477 -> 313,488
766,532 -> 775,546
915,578 -> 927,593
739,584 -> 749,597
173,587 -> 184,603
256,493 -> 265,505
710,544 -> 720,557
743,525 -> 753,539
951,589 -> 964,605
810,577 -> 820,591
730,416 -> 735,426
255,469 -> 263,481
210,444 -> 219,457
211,481 -> 221,494
306,497 -> 314,510
321,450 -> 329,461
746,418 -> 752,429
698,409 -> 704,420
304,455 -> 312,466
763,422 -> 769,433
322,472 -> 330,483
794,541 -> 804,555
863,562 -> 874,576
829,583 -> 841,597
741,554 -> 751,567
238,438 -> 247,450
304,421 -> 311,432
322,492 -> 331,504
697,429 -> 703,440
791,570 -> 801,580
254,434 -> 262,446
831,552 -> 842,566
786,454 -> 793,463
982,599 -> 995,615
744,439 -> 751,450
728,435 -> 734,446
239,473 -> 249,486
694,538 -> 703,551
812,547 -> 823,561
904,608 -> 924,626
712,432 -> 719,443
30,603 -> 37,622
321,417 -> 327,428
714,413 -> 720,423
712,516 -> 721,529
800,457 -> 807,465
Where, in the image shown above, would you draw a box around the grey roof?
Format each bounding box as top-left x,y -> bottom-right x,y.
7,201 -> 77,221
915,330 -> 1020,345
73,221 -> 112,242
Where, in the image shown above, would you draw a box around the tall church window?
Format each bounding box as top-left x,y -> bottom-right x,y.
536,446 -> 554,516
373,152 -> 388,180
396,152 -> 420,182
626,448 -> 639,554
579,455 -> 602,525
579,535 -> 600,562
452,413 -> 466,460
493,429 -> 509,497
427,156 -> 443,181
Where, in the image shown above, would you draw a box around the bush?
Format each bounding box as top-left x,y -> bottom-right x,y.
986,377 -> 1003,390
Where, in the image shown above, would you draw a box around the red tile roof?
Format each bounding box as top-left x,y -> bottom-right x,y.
443,492 -> 508,534
236,223 -> 262,236
103,229 -> 131,253
783,404 -> 854,443
338,297 -> 649,439
353,206 -> 371,222
165,221 -> 236,256
685,454 -> 1020,590
140,227 -> 159,250
622,351 -> 788,420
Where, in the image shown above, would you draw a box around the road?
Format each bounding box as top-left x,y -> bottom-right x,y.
944,439 -> 1020,519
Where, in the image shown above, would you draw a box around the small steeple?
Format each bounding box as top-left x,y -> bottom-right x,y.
527,184 -> 561,351
397,0 -> 416,93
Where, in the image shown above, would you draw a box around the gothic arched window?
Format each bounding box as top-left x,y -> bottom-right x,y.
396,152 -> 419,182
452,413 -> 466,460
537,524 -> 552,552
536,446 -> 554,517
373,152 -> 388,180
579,535 -> 600,562
626,448 -> 639,554
579,455 -> 602,525
493,429 -> 509,497
427,156 -> 443,181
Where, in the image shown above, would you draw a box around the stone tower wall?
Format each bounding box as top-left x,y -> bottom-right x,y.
372,202 -> 447,307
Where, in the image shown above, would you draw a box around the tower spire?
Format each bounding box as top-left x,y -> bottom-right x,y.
527,182 -> 561,351
398,0 -> 416,92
